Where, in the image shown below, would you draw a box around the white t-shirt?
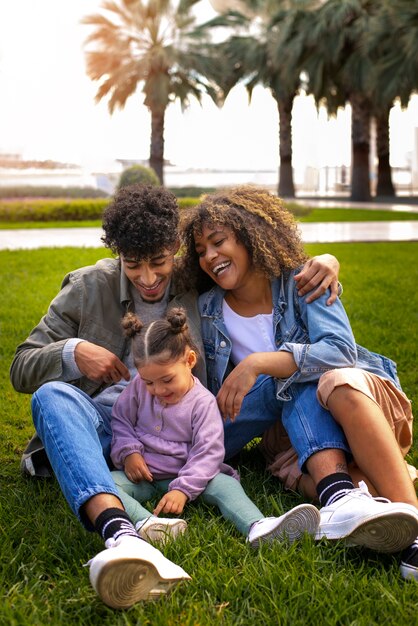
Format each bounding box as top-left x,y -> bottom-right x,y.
222,299 -> 275,365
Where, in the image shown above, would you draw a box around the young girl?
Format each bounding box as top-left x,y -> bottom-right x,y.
110,307 -> 320,548
180,185 -> 418,581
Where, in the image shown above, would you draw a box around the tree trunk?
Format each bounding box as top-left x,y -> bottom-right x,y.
375,106 -> 395,197
149,106 -> 165,185
350,93 -> 371,201
275,93 -> 295,198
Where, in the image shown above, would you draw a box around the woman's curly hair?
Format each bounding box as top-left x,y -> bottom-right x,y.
179,185 -> 308,293
102,183 -> 179,259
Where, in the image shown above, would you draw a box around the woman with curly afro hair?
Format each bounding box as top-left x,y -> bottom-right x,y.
179,185 -> 418,578
180,185 -> 308,295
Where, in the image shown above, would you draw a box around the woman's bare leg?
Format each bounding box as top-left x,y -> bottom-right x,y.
326,385 -> 418,508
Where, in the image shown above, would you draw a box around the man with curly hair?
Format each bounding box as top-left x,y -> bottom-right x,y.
10,183 -> 339,609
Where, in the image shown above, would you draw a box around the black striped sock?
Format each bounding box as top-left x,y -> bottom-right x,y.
94,507 -> 138,543
317,473 -> 354,508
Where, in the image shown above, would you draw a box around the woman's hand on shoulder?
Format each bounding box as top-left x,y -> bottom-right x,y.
294,254 -> 340,306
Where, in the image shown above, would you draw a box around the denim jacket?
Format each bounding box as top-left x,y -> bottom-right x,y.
198,269 -> 401,400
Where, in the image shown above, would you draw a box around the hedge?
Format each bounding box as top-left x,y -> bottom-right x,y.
0,197 -> 202,223
0,185 -> 109,199
0,196 -> 310,223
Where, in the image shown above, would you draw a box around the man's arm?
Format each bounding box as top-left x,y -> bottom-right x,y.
10,270 -> 129,394
294,254 -> 340,306
10,280 -> 81,393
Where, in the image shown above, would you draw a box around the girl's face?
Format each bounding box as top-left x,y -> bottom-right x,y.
194,224 -> 253,291
138,349 -> 197,405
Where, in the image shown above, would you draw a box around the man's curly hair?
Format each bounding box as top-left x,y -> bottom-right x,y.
102,184 -> 179,258
179,185 -> 308,293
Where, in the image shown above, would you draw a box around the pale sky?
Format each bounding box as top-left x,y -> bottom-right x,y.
0,0 -> 416,173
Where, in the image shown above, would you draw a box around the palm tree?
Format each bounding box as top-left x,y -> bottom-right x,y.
282,0 -> 378,201
82,0 -> 221,184
369,0 -> 418,196
369,0 -> 418,108
374,106 -> 395,197
283,0 -> 417,200
206,0 -> 318,198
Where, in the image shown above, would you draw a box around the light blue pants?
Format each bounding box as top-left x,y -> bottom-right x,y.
112,470 -> 263,536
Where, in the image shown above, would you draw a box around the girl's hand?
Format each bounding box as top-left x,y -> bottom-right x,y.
124,452 -> 153,483
153,490 -> 188,516
294,254 -> 340,305
216,356 -> 258,421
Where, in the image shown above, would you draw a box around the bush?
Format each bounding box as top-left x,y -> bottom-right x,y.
117,165 -> 160,190
0,195 -> 308,223
0,185 -> 109,199
177,197 -> 200,209
0,198 -> 109,222
168,186 -> 216,198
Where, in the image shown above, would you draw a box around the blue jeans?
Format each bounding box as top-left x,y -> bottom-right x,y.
31,381 -> 121,529
223,375 -> 350,469
112,471 -> 263,536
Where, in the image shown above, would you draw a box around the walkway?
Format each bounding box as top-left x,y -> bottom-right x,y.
1,200 -> 418,249
1,220 -> 418,250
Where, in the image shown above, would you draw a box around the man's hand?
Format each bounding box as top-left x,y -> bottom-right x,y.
216,355 -> 258,421
154,490 -> 188,516
75,341 -> 130,383
124,452 -> 153,483
294,254 -> 340,305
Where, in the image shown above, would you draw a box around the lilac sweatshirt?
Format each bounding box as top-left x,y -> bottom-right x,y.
111,375 -> 238,501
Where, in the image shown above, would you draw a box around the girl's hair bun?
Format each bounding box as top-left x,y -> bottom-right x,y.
166,307 -> 187,334
121,312 -> 144,338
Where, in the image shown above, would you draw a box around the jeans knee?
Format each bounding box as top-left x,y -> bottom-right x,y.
32,381 -> 70,415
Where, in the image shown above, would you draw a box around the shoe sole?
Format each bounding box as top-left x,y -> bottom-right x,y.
250,504 -> 320,548
147,580 -> 181,601
93,558 -> 188,609
400,562 -> 418,582
319,512 -> 418,553
139,520 -> 188,544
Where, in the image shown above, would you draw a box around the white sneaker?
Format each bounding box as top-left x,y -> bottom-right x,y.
87,535 -> 191,609
316,481 -> 418,553
247,504 -> 320,548
136,516 -> 188,544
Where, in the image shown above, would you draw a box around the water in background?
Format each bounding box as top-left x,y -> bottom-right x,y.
0,165 -> 414,196
0,166 -> 279,193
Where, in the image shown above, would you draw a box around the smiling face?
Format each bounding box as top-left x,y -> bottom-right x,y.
193,224 -> 254,291
121,247 -> 177,303
138,349 -> 197,405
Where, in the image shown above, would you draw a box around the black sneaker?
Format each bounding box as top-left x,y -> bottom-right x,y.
400,538 -> 418,581
20,433 -> 53,478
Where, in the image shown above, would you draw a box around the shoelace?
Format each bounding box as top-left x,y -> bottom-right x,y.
356,480 -> 390,503
136,516 -> 153,532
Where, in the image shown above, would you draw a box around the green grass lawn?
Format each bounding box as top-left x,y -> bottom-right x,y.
299,208 -> 418,222
1,243 -> 418,625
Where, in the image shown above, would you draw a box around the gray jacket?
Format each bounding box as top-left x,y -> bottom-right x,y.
10,257 -> 206,395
